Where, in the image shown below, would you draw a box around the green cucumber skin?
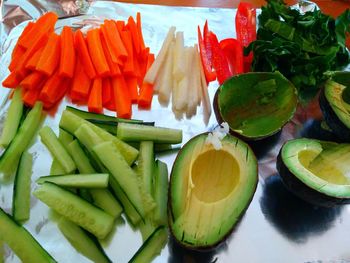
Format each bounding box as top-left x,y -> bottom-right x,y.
137,141 -> 155,195
0,207 -> 56,262
36,174 -> 109,188
0,102 -> 43,177
34,182 -> 114,239
129,226 -> 168,263
117,123 -> 183,144
154,160 -> 168,225
67,140 -> 95,174
12,151 -> 33,222
0,88 -> 24,147
58,218 -> 112,263
50,159 -> 66,176
39,126 -> 76,174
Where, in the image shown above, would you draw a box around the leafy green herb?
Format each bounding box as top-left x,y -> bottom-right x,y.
245,0 -> 350,103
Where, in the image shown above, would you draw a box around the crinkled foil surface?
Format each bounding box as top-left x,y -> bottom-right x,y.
0,1 -> 350,262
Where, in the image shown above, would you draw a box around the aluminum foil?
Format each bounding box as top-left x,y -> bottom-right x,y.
0,1 -> 350,263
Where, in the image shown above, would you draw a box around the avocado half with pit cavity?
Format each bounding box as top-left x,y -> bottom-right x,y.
277,138 -> 350,207
214,72 -> 298,141
319,71 -> 350,142
168,133 -> 258,249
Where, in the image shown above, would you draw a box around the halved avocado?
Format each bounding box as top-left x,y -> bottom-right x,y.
214,72 -> 298,141
277,138 -> 350,207
168,133 -> 258,249
319,72 -> 350,141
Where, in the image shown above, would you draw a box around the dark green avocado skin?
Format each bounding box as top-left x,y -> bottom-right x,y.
276,150 -> 350,207
319,87 -> 350,142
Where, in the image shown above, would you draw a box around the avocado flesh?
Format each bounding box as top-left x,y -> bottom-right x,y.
169,134 -> 258,248
325,80 -> 350,129
281,138 -> 350,198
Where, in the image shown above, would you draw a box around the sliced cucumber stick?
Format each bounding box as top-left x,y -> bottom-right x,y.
136,141 -> 154,195
93,142 -> 155,219
0,88 -> 23,147
36,174 -> 109,188
117,123 -> 182,144
58,218 -> 111,263
12,151 -> 33,222
50,159 -> 65,176
90,189 -> 123,219
0,102 -> 42,177
153,160 -> 168,225
67,140 -> 95,174
129,226 -> 167,263
39,126 -> 76,174
34,182 -> 114,239
0,207 -> 55,262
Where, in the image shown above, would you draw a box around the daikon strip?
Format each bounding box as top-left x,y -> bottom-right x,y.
172,32 -> 185,80
158,41 -> 175,106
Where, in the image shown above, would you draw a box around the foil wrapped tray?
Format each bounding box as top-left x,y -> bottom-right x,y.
0,1 -> 350,262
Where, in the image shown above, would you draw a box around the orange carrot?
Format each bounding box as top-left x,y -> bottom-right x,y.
59,26 -> 76,78
136,12 -> 146,52
88,78 -> 103,113
100,31 -> 122,77
20,71 -> 45,90
102,78 -> 116,111
19,12 -> 57,49
23,87 -> 41,107
111,76 -> 131,118
127,16 -> 141,55
12,22 -> 34,54
49,78 -> 70,107
139,48 -> 151,83
70,59 -> 91,101
120,30 -> 134,75
102,21 -> 128,65
25,48 -> 44,70
116,21 -> 125,32
39,70 -> 64,104
138,83 -> 153,109
125,77 -> 138,103
2,72 -> 20,88
9,45 -> 26,71
86,29 -> 110,77
74,30 -> 97,79
36,33 -> 61,76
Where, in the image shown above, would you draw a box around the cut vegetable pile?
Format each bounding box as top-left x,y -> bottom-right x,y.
2,12 -> 154,118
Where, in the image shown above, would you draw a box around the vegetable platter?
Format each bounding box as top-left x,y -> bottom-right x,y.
1,1 -> 350,263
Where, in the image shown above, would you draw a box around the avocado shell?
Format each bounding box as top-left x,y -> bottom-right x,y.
167,132 -> 258,251
276,147 -> 350,207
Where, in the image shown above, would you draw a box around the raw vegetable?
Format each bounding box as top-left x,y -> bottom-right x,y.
59,26 -> 76,78
12,151 -> 33,222
36,174 -> 109,188
245,0 -> 350,102
0,207 -> 55,262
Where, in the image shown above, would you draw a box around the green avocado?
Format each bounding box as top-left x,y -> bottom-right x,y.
320,72 -> 350,141
168,133 -> 258,249
277,138 -> 350,207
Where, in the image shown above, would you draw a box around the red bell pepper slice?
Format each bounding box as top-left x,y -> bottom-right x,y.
220,38 -> 244,75
208,32 -> 231,85
198,25 -> 216,83
235,2 -> 256,72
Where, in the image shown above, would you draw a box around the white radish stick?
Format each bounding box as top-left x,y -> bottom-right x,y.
194,45 -> 202,107
158,41 -> 175,106
174,47 -> 191,111
172,31 -> 186,80
172,78 -> 183,120
186,47 -> 198,119
198,46 -> 211,126
144,26 -> 176,84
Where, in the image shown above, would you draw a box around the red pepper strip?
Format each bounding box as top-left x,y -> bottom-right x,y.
219,38 -> 244,75
208,32 -> 231,85
235,2 -> 256,72
198,26 -> 216,83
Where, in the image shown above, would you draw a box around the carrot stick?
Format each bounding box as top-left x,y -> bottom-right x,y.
102,21 -> 128,65
125,77 -> 138,103
25,48 -> 44,70
22,87 -> 41,107
74,30 -> 97,79
100,31 -> 122,77
9,45 -> 26,71
120,30 -> 134,75
111,76 -> 132,118
50,78 -> 70,107
139,48 -> 151,82
36,33 -> 61,76
2,72 -> 20,88
59,26 -> 76,78
127,16 -> 141,55
138,83 -> 154,109
102,78 -> 116,111
86,29 -> 110,77
20,71 -> 45,90
116,21 -> 125,32
136,12 -> 146,52
70,59 -> 91,101
39,70 -> 64,104
13,22 -> 34,53
88,78 -> 103,113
